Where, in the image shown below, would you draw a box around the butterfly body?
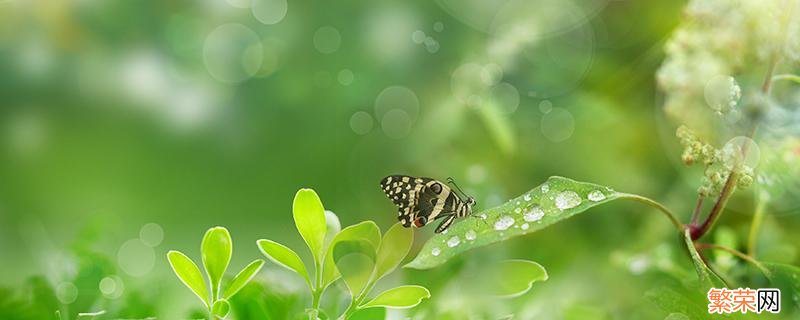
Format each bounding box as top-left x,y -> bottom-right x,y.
380,175 -> 475,233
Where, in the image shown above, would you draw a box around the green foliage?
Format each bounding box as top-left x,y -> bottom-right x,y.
256,189 -> 429,320
168,226 -> 264,319
257,239 -> 311,288
333,222 -> 429,319
405,176 -> 621,269
485,260 -> 548,297
682,229 -> 726,289
360,285 -> 430,309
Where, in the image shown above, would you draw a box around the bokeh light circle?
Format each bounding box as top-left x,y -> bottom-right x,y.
540,107 -> 575,142
203,24 -> 263,84
490,82 -> 520,114
704,75 -> 740,113
56,282 -> 78,304
350,111 -> 374,135
117,239 -> 155,277
481,63 -> 503,86
139,223 -> 164,247
99,275 -> 125,299
313,26 -> 341,54
539,100 -> 553,114
722,136 -> 761,168
252,0 -> 288,25
451,63 -> 487,105
412,30 -> 426,44
433,21 -> 444,32
381,109 -> 412,139
374,86 -> 420,122
337,69 -> 354,85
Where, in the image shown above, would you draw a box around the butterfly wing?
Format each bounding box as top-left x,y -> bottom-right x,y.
380,175 -> 430,227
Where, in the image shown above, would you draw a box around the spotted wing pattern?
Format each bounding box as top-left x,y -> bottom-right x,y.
380,175 -> 430,227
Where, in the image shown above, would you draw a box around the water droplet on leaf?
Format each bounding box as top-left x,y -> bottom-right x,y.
465,230 -> 477,241
523,206 -> 544,222
555,191 -> 581,210
494,216 -> 515,231
431,247 -> 441,256
447,236 -> 460,247
587,190 -> 606,202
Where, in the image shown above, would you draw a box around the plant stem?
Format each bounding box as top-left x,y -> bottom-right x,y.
690,195 -> 705,225
695,243 -> 771,277
617,193 -> 683,231
691,34 -> 783,240
747,193 -> 768,257
772,74 -> 800,84
690,171 -> 739,240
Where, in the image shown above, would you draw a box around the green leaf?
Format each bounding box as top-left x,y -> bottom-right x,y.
762,262 -> 800,312
212,299 -> 231,319
359,285 -> 430,309
373,223 -> 413,281
167,250 -> 210,307
202,227 -> 233,299
333,239 -> 377,298
405,177 -> 621,269
645,285 -> 710,319
682,228 -> 726,289
257,239 -> 311,288
293,189 -> 328,265
485,260 -> 548,297
321,221 -> 381,290
324,210 -> 342,246
222,259 -> 264,299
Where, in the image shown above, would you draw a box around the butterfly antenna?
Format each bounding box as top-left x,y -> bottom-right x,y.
446,177 -> 470,199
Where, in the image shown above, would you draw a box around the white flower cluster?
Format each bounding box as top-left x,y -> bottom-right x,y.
660,0 -> 800,197
657,0 -> 799,135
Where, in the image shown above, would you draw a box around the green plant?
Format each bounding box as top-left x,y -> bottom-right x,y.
167,226 -> 265,319
256,188 -> 431,320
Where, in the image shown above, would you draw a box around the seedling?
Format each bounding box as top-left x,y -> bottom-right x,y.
256,188 -> 431,319
168,227 -> 265,319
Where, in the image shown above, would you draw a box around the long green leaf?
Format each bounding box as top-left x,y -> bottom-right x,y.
223,259 -> 264,299
359,285 -> 430,309
257,239 -> 311,288
293,189 -> 328,264
762,262 -> 800,313
405,177 -> 621,269
202,227 -> 233,299
373,223 -> 412,281
682,228 -> 726,289
167,250 -> 209,307
333,240 -> 377,298
321,221 -> 381,290
486,260 -> 548,297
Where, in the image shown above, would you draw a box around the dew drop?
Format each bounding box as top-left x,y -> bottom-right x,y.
494,216 -> 515,231
541,183 -> 550,193
441,229 -> 448,235
431,247 -> 441,256
555,191 -> 581,210
514,207 -> 521,214
465,230 -> 477,241
479,213 -> 487,220
523,194 -> 532,201
447,236 -> 461,247
523,206 -> 544,222
521,223 -> 530,230
587,190 -> 606,202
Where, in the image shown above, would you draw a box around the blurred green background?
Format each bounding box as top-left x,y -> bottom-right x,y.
1,0 -> 797,319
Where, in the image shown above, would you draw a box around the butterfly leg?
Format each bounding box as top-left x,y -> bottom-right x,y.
435,214 -> 457,233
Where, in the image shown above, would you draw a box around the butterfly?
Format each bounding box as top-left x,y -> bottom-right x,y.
380,175 -> 476,233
